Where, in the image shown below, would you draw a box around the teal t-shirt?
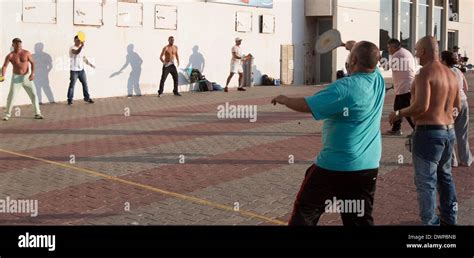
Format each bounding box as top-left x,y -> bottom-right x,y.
304,69 -> 385,172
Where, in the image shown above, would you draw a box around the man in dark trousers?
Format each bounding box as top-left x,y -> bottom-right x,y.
272,41 -> 385,226
158,36 -> 181,97
385,39 -> 415,136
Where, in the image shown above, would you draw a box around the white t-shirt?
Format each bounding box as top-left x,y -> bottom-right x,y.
390,48 -> 416,95
231,45 -> 243,65
451,67 -> 467,101
70,45 -> 85,71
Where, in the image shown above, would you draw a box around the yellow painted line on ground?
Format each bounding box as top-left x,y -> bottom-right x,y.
0,148 -> 287,226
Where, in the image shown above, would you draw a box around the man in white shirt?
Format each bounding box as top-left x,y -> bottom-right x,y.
67,35 -> 95,105
386,39 -> 415,136
224,37 -> 247,92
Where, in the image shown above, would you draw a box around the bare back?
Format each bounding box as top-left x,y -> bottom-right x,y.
412,61 -> 459,125
7,50 -> 31,75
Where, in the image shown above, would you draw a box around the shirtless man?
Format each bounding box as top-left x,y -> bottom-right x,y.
158,36 -> 181,97
389,36 -> 460,225
1,38 -> 43,121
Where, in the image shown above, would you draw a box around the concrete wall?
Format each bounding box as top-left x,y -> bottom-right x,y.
0,0 -> 306,107
447,0 -> 474,58
334,0 -> 381,80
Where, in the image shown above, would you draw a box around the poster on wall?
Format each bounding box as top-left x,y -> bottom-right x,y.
207,0 -> 273,8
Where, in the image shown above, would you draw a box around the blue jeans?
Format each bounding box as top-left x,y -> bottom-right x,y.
68,70 -> 90,102
412,128 -> 458,225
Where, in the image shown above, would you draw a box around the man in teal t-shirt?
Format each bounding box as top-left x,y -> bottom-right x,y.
272,41 -> 385,226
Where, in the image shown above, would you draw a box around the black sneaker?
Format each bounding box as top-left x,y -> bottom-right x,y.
85,99 -> 95,104
237,87 -> 246,91
67,100 -> 73,105
174,92 -> 182,96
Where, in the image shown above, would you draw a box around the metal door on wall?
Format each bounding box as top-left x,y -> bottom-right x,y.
280,45 -> 294,85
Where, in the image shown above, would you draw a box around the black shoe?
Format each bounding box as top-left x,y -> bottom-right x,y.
174,92 -> 182,96
67,100 -> 73,105
85,99 -> 95,104
237,87 -> 246,91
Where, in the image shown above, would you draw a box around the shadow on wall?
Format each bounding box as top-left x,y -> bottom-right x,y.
33,43 -> 55,104
186,45 -> 205,73
110,44 -> 143,97
178,45 -> 206,91
253,64 -> 262,85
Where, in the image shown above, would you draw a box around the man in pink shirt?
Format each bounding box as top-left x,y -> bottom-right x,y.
386,39 -> 416,136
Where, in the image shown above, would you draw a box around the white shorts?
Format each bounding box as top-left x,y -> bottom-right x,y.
230,63 -> 243,74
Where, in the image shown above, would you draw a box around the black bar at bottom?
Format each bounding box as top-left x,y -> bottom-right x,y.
0,226 -> 472,257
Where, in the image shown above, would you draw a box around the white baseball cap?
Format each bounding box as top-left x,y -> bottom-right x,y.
235,37 -> 242,42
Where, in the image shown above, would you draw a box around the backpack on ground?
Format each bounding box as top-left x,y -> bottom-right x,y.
190,69 -> 203,83
199,80 -> 213,92
262,75 -> 275,85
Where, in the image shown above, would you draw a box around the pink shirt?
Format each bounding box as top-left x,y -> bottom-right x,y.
390,48 -> 415,95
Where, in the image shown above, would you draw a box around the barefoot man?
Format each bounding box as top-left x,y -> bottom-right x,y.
1,38 -> 43,121
158,36 -> 181,97
389,36 -> 460,225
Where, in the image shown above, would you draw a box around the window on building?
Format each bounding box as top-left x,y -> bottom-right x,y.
434,0 -> 444,48
418,0 -> 429,39
380,0 -> 394,59
448,0 -> 459,22
448,30 -> 458,51
400,0 -> 413,51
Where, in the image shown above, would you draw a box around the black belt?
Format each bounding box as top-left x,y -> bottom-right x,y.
416,124 -> 454,131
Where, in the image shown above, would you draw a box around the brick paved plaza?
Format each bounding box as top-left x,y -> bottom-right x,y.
0,75 -> 473,226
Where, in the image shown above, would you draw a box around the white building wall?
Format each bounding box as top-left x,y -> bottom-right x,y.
448,0 -> 474,58
334,0 -> 381,80
0,0 -> 306,107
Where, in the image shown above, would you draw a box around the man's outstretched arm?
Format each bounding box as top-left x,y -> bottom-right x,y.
271,95 -> 311,113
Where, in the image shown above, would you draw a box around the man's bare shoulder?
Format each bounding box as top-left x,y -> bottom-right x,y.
5,52 -> 14,60
416,66 -> 430,80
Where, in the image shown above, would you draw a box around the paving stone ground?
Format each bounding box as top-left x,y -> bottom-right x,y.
0,74 -> 473,225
